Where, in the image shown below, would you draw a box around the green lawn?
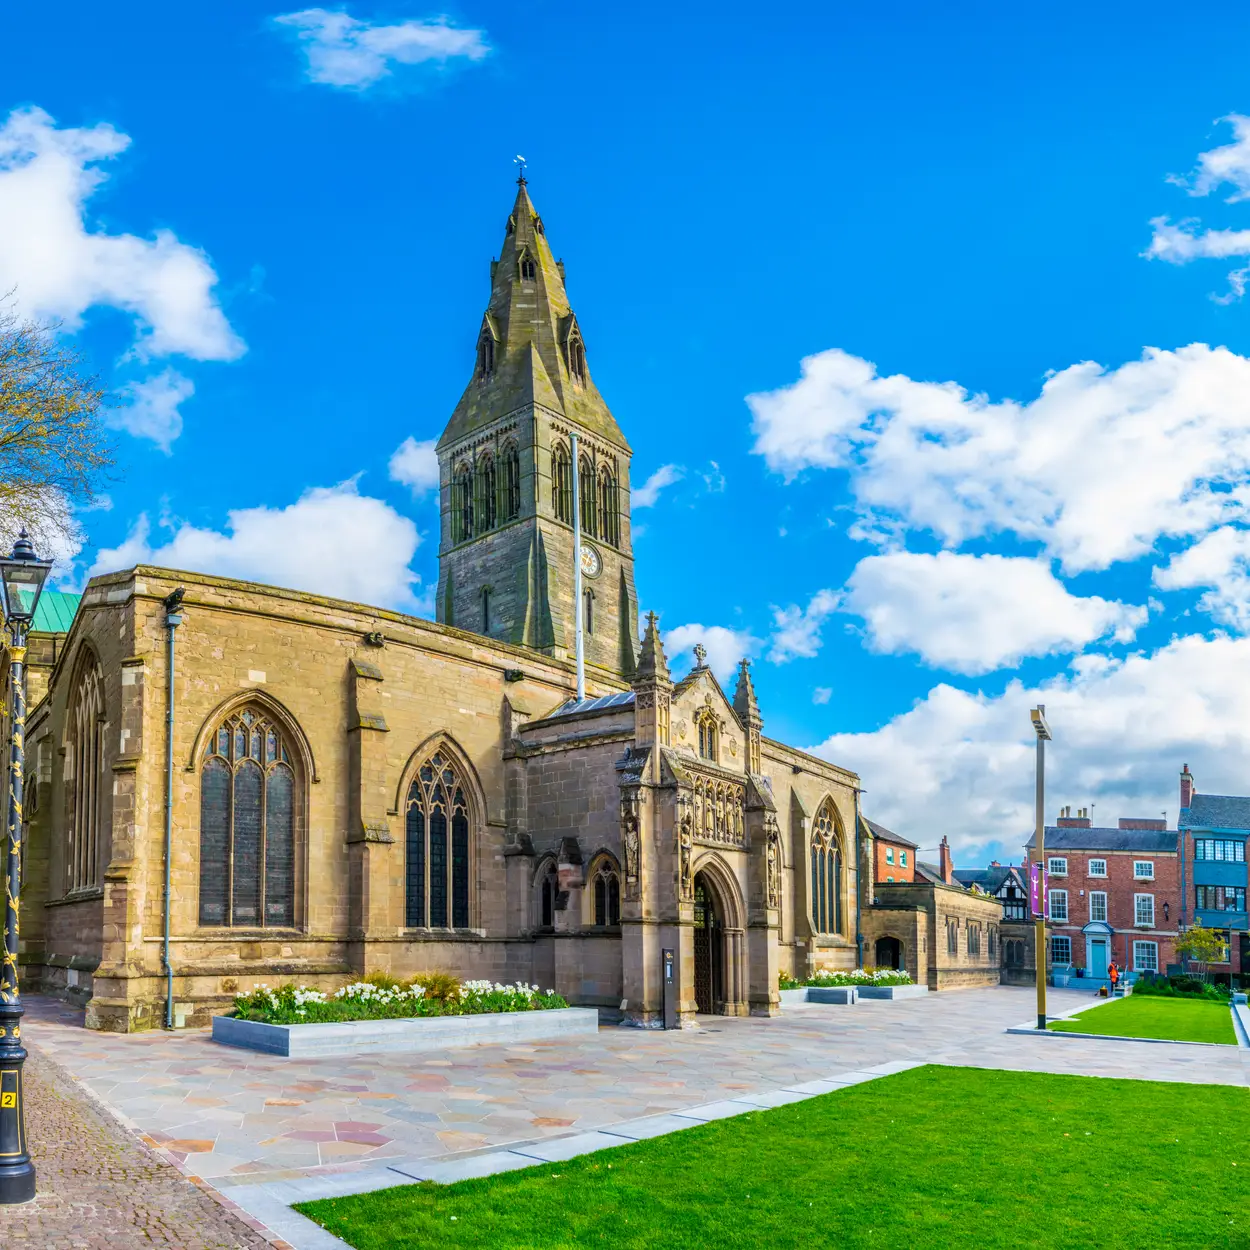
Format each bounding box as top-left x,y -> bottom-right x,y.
296,1066 -> 1250,1249
1049,994 -> 1237,1044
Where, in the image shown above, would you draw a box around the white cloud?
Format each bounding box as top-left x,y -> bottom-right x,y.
1168,114 -> 1250,202
768,589 -> 839,663
388,436 -> 440,495
109,369 -> 194,452
0,107 -> 242,361
843,552 -> 1147,675
90,480 -> 423,610
748,344 -> 1250,573
1154,525 -> 1250,630
809,633 -> 1250,858
632,463 -> 684,508
664,622 -> 760,684
812,686 -> 832,705
275,8 -> 489,89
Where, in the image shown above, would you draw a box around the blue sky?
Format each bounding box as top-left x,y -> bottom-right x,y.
9,2 -> 1250,862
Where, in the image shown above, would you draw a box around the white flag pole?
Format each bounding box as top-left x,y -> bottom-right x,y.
570,432 -> 586,701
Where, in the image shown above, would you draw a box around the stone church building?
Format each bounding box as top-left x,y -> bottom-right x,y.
17,178 -> 863,1031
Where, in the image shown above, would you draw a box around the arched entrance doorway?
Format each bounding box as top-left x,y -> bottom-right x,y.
693,872 -> 724,1013
875,935 -> 903,970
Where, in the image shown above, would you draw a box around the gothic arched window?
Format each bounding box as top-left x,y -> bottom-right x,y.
583,588 -> 594,635
67,653 -> 105,892
568,335 -> 586,382
578,455 -> 597,536
520,251 -> 537,282
501,442 -> 521,521
596,468 -> 618,547
199,706 -> 297,928
405,750 -> 471,929
696,710 -> 717,762
538,860 -> 557,929
476,330 -> 495,378
452,462 -> 474,543
592,859 -> 620,926
476,452 -> 497,532
552,442 -> 573,523
810,799 -> 843,936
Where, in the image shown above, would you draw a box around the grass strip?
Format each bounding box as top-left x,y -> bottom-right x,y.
1049,994 -> 1236,1045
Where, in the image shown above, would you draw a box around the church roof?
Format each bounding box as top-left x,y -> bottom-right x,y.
439,178 -> 630,455
549,690 -> 635,717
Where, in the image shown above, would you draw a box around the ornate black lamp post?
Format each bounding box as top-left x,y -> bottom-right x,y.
0,530 -> 51,1204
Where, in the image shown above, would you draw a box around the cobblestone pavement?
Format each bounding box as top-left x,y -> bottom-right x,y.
6,1038 -> 279,1248
21,985 -> 1250,1204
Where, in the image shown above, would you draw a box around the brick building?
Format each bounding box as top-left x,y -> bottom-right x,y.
16,178 -> 866,1031
1026,810 -> 1178,979
864,818 -> 916,884
952,863 -> 1034,985
1177,765 -> 1250,977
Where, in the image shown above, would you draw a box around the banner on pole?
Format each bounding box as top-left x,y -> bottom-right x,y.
1029,862 -> 1049,918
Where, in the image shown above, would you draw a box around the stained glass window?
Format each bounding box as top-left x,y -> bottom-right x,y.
592,861 -> 620,926
405,750 -> 472,929
552,443 -> 572,523
502,443 -> 521,521
198,708 -> 298,928
811,800 -> 844,936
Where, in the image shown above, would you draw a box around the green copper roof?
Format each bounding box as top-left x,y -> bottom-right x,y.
32,590 -> 81,633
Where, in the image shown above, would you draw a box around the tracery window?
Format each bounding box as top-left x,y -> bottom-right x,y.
578,455 -> 597,536
67,654 -> 105,892
452,462 -> 474,543
476,330 -> 495,378
476,452 -> 497,532
520,252 -> 537,282
596,468 -> 619,547
810,799 -> 844,936
405,750 -> 471,929
552,442 -> 573,523
696,710 -> 718,762
501,442 -> 521,520
199,707 -> 296,928
568,335 -> 586,382
592,860 -> 620,926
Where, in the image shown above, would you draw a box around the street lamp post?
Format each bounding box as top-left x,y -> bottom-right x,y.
0,530 -> 52,1205
1030,704 -> 1052,1032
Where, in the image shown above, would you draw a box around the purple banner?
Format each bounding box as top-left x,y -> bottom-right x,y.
1029,862 -> 1049,918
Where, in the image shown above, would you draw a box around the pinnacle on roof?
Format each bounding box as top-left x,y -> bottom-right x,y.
438,178 -> 629,453
733,657 -> 761,728
633,611 -> 671,688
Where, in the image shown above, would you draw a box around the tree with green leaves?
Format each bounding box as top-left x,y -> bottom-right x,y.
1175,923 -> 1226,982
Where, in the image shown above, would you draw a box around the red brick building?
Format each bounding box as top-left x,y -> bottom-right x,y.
1026,809 -> 1179,979
864,818 -> 917,884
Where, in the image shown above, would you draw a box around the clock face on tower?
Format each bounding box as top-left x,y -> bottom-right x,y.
580,544 -> 602,578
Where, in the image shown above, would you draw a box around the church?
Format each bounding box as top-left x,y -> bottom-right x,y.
17,178 -> 864,1031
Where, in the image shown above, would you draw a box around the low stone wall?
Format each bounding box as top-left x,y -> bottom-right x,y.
856,984 -> 929,1000
779,986 -> 858,1006
212,1006 -> 601,1057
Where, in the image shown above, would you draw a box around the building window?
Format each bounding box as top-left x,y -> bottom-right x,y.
1089,891 -> 1108,923
1049,889 -> 1069,922
596,468 -> 619,547
520,251 -> 536,282
452,462 -> 474,543
551,441 -> 573,523
988,926 -> 997,960
199,707 -> 297,928
476,330 -> 495,378
66,654 -> 106,893
1195,885 -> 1247,912
1134,894 -> 1155,927
1088,858 -> 1107,877
1194,839 -> 1246,862
900,850 -> 907,867
501,442 -> 521,521
568,335 -> 586,382
1133,941 -> 1158,973
1051,935 -> 1072,965
583,588 -> 594,635
538,862 -> 557,929
482,587 -> 491,633
405,750 -> 471,929
1047,857 -> 1068,877
592,860 -> 620,927
1133,861 -> 1155,880
696,710 -> 718,762
885,846 -> 894,864
1005,938 -> 1024,967
578,454 -> 597,536
947,918 -> 959,955
968,924 -> 981,957
811,799 -> 844,936
476,453 -> 497,532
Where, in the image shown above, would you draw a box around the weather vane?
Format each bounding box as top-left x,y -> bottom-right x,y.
514,154 -> 527,183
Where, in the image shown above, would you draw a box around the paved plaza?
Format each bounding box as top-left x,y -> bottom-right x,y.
14,986 -> 1250,1247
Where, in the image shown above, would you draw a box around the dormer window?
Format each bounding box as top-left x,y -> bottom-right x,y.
568,336 -> 586,382
476,332 -> 495,378
520,254 -> 537,282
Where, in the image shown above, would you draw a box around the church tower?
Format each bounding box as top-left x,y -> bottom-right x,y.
435,176 -> 638,679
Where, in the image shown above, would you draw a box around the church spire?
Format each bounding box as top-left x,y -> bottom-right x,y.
632,612 -> 672,750
734,658 -> 763,774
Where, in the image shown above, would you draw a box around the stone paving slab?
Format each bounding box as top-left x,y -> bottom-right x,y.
388,1149 -> 537,1183
730,1088 -> 812,1108
672,1099 -> 758,1122
599,1112 -> 704,1140
509,1130 -> 631,1162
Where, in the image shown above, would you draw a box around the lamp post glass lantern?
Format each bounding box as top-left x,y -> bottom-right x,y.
0,529 -> 51,1204
1030,704 -> 1052,1032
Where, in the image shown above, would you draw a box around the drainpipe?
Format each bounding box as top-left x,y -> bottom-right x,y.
162,588 -> 185,1029
853,785 -> 863,968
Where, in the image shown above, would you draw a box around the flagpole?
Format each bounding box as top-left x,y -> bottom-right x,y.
570,432 -> 586,701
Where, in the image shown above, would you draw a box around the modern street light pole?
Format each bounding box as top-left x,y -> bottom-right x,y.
0,530 -> 52,1205
1030,704 -> 1052,1033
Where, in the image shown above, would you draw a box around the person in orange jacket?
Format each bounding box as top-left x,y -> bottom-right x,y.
1109,962 -> 1120,991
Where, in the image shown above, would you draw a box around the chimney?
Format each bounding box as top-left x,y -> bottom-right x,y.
990,859 -> 1001,868
939,836 -> 954,884
1119,817 -> 1166,830
1180,764 -> 1194,811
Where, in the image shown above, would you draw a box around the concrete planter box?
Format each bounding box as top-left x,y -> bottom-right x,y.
212,1007 -> 600,1057
855,984 -> 929,1000
780,986 -> 858,1006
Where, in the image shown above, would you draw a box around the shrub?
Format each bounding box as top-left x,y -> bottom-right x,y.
778,967 -> 912,990
409,970 -> 462,1004
1131,975 -> 1229,1001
